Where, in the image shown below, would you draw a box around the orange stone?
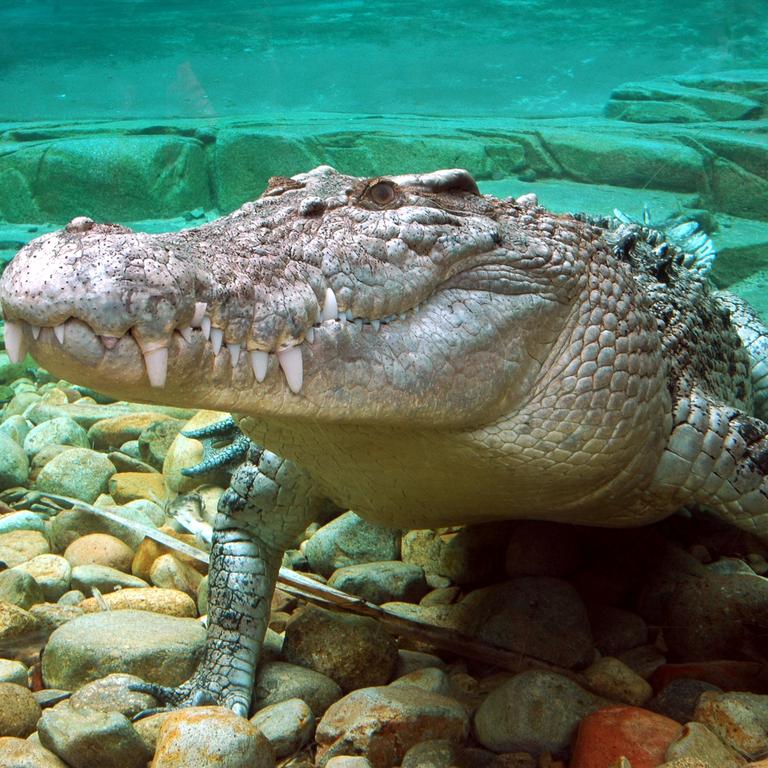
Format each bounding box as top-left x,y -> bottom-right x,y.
108,472 -> 169,505
64,532 -> 134,572
131,527 -> 207,581
570,706 -> 682,768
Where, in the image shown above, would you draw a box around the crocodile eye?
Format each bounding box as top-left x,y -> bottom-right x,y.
368,181 -> 397,206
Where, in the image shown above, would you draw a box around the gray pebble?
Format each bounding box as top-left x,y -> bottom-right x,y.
57,589 -> 86,606
68,673 -> 157,718
328,560 -> 428,604
41,609 -> 205,691
252,660 -> 343,718
119,440 -> 142,459
473,670 -> 609,756
0,431 -> 29,490
23,417 -> 88,457
14,554 -> 72,602
0,511 -> 45,536
390,667 -> 453,698
35,448 -> 115,504
665,572 -> 768,660
304,511 -> 401,578
37,704 -> 151,768
589,604 -> 648,656
283,605 -> 399,692
0,568 -> 44,610
649,677 -> 722,724
0,414 -> 32,445
0,658 -> 28,686
401,524 -> 510,585
250,697 -> 315,758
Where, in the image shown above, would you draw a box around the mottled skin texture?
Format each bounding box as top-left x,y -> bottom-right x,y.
2,165 -> 768,714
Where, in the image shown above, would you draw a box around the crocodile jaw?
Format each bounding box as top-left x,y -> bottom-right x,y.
0,166 -> 578,427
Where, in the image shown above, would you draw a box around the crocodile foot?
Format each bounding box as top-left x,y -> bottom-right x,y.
130,674 -> 250,719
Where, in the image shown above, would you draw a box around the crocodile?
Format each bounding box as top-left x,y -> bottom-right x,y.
2,164 -> 768,715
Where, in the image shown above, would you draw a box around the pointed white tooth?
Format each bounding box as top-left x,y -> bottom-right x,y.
399,313 -> 406,321
306,328 -> 315,344
4,321 -> 26,363
228,343 -> 241,366
54,323 -> 65,344
210,328 -> 224,355
142,347 -> 168,388
321,287 -> 338,322
345,309 -> 354,321
371,320 -> 380,332
354,318 -> 363,329
250,350 -> 269,382
178,327 -> 193,343
191,302 -> 207,327
339,315 -> 347,328
277,346 -> 303,394
201,316 -> 211,340
31,325 -> 41,340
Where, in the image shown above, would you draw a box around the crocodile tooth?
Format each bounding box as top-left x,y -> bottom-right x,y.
228,343 -> 241,367
101,335 -> 120,350
345,309 -> 354,322
177,327 -> 193,343
354,318 -> 363,329
31,325 -> 41,340
53,324 -> 65,344
4,321 -> 26,363
321,287 -> 338,322
250,350 -> 269,382
201,317 -> 211,341
210,328 -> 224,355
142,347 -> 168,388
371,320 -> 380,332
306,328 -> 315,344
277,346 -> 303,394
191,302 -> 207,327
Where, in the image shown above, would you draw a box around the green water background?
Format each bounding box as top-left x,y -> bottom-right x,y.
1,0 -> 766,121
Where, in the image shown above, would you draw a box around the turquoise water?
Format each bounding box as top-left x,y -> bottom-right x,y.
0,0 -> 766,306
1,0 -> 766,120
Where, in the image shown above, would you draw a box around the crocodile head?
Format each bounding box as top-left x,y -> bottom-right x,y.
0,166 -> 632,430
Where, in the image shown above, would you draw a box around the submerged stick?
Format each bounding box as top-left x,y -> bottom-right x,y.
32,492 -> 585,682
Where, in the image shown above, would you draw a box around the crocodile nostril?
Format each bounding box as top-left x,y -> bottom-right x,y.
66,216 -> 96,233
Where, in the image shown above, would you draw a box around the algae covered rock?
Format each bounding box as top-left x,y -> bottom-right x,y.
34,447 -> 115,504
304,511 -> 401,578
41,609 -> 205,690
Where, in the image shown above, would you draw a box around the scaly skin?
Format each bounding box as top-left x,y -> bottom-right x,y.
2,165 -> 767,712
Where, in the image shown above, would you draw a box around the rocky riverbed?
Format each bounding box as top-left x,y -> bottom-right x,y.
0,365 -> 767,767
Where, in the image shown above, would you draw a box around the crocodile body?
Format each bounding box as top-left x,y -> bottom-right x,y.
2,165 -> 768,713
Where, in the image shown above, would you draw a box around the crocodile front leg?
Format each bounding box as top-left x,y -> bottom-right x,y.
135,446 -> 326,716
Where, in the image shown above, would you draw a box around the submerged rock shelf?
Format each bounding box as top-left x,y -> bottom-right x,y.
1,113 -> 766,224
1,71 -> 767,308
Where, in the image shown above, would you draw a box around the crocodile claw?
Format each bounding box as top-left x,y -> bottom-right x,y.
180,417 -> 259,476
129,680 -> 249,719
